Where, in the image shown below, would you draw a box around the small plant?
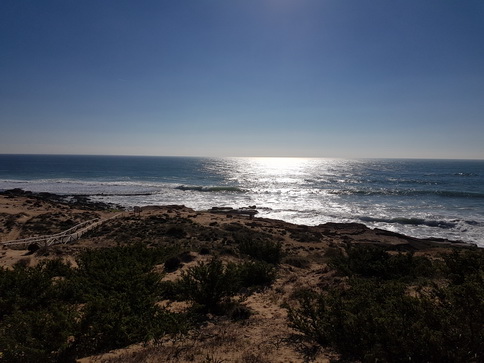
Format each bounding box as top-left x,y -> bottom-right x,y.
330,245 -> 433,280
178,259 -> 239,314
237,235 -> 283,264
236,261 -> 277,288
200,247 -> 211,255
283,256 -> 311,269
13,258 -> 31,268
226,302 -> 252,321
39,258 -> 72,278
202,354 -> 225,363
164,256 -> 182,272
165,226 -> 187,238
174,258 -> 278,315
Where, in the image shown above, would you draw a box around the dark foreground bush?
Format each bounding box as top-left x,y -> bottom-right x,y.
287,248 -> 484,363
441,248 -> 484,284
0,244 -> 189,362
0,304 -> 76,362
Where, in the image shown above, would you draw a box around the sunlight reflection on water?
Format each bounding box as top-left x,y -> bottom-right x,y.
1,156 -> 483,245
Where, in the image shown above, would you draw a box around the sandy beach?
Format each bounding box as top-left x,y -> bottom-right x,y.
0,190 -> 480,362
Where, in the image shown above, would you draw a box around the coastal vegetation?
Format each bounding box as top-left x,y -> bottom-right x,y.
0,203 -> 283,361
287,246 -> 484,362
0,242 -> 280,362
0,245 -> 188,362
168,258 -> 276,315
0,191 -> 483,362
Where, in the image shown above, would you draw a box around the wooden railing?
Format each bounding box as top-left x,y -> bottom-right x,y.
0,214 -> 122,248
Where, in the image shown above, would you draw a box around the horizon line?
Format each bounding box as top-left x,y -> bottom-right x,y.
0,153 -> 483,161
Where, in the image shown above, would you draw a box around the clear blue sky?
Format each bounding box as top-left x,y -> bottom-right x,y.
1,0 -> 483,158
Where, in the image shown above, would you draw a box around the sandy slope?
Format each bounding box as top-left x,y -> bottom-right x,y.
0,191 -> 472,362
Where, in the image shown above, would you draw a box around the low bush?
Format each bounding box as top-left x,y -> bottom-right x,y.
73,295 -> 186,356
330,245 -> 433,280
0,304 -> 76,363
226,301 -> 252,321
0,264 -> 57,319
164,256 -> 182,272
199,247 -> 211,255
236,234 -> 283,264
287,248 -> 484,362
441,248 -> 484,284
174,259 -> 277,315
0,244 -> 189,361
177,259 -> 239,314
283,256 -> 311,269
236,261 -> 277,288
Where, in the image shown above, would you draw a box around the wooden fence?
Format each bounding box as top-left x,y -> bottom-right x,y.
0,214 -> 122,248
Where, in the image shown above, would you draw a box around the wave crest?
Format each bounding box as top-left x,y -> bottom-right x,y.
358,216 -> 480,229
175,185 -> 245,193
330,189 -> 484,199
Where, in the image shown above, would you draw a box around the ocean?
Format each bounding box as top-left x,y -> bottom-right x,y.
0,155 -> 483,247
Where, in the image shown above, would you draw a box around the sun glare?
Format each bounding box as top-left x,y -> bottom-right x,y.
237,157 -> 312,178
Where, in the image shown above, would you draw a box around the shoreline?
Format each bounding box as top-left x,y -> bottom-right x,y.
1,157 -> 483,247
0,189 -> 475,266
0,188 -> 475,250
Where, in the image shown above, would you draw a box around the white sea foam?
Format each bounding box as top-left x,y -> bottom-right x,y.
1,156 -> 483,247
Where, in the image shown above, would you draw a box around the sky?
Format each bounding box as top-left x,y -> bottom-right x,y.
1,0 -> 484,159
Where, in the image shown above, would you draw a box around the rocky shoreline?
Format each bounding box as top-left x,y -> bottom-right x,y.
1,188 -> 473,250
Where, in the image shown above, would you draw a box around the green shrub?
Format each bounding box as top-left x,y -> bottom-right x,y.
441,248 -> 484,284
39,258 -> 73,278
283,256 -> 311,269
73,295 -> 186,356
0,264 -> 58,319
69,244 -> 187,356
165,226 -> 186,238
159,280 -> 185,300
288,280 -> 427,360
0,244 -> 189,361
287,248 -> 484,363
200,247 -> 211,255
226,301 -> 252,321
164,256 -> 182,272
0,263 -> 77,362
236,261 -> 277,288
0,304 -> 76,363
178,259 -> 239,314
237,235 -> 283,264
72,244 -> 176,300
331,245 -> 433,280
167,258 -> 277,316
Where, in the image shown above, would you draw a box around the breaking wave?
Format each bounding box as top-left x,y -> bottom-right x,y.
1,156 -> 484,247
330,189 -> 484,199
357,216 -> 475,229
175,185 -> 245,193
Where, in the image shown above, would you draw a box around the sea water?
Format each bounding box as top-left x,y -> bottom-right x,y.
0,155 -> 483,247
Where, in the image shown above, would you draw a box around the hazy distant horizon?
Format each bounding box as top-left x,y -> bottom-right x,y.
0,153 -> 483,161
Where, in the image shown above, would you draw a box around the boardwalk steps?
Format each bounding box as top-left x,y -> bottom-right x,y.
0,214 -> 122,248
